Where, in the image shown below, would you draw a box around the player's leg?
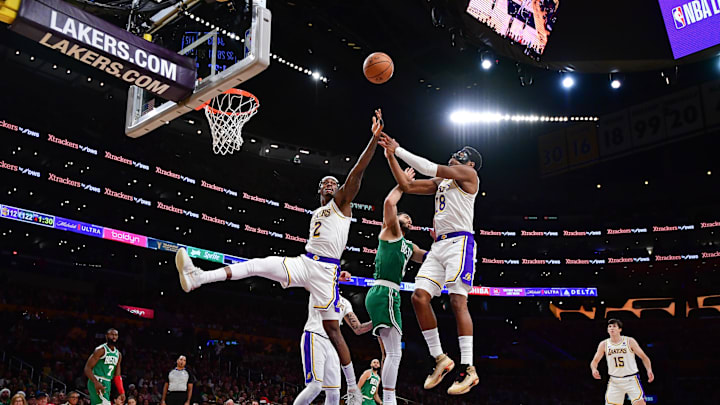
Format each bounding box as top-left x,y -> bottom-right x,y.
322,339 -> 342,405
412,251 -> 454,389
86,380 -> 102,405
378,327 -> 402,405
175,247 -> 294,292
604,378 -> 626,405
628,375 -> 646,405
444,235 -> 479,395
294,332 -> 326,405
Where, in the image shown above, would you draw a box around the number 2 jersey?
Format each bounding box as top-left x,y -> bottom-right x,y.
433,178 -> 477,236
606,336 -> 639,377
305,199 -> 352,259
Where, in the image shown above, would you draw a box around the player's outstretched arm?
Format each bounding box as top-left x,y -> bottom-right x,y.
629,337 -> 654,382
410,243 -> 428,264
380,167 -> 415,239
344,311 -> 373,335
383,141 -> 438,195
590,341 -> 605,379
334,109 -> 383,210
380,134 -> 477,184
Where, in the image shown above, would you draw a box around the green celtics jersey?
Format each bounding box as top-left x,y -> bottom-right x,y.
361,371 -> 380,402
92,344 -> 120,380
373,237 -> 414,285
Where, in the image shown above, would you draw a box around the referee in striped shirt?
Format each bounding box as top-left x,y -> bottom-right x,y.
161,356 -> 196,405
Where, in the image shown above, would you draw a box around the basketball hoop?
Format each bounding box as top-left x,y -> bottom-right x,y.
198,88 -> 259,155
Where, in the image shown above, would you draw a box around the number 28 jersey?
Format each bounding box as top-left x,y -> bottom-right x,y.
433,178 -> 477,236
305,199 -> 352,260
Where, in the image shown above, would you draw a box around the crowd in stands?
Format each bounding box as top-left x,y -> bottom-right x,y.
1,264 -> 719,405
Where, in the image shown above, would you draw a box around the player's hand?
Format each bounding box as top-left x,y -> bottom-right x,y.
94,380 -> 105,395
647,370 -> 654,383
119,394 -> 126,404
592,369 -> 601,379
404,167 -> 416,181
161,401 -> 166,405
429,228 -> 437,241
378,133 -> 399,154
339,271 -> 352,281
371,109 -> 384,138
184,401 -> 190,405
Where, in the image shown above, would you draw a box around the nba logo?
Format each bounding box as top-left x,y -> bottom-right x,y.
672,7 -> 686,29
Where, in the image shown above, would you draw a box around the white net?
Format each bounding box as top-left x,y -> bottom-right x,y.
203,89 -> 259,155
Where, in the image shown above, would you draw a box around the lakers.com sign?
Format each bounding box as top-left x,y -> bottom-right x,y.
10,0 -> 196,101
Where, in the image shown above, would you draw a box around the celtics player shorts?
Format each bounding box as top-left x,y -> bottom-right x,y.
415,231 -> 476,297
365,281 -> 402,336
87,378 -> 111,405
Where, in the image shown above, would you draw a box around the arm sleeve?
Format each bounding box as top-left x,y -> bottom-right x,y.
395,147 -> 438,177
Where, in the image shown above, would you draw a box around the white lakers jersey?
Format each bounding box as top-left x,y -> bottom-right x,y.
305,199 -> 352,259
433,177 -> 477,236
304,296 -> 353,338
606,336 -> 639,377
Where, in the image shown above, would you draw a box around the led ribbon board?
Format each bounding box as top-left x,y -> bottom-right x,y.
0,203 -> 599,297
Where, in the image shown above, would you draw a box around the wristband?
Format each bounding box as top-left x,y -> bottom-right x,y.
113,375 -> 125,395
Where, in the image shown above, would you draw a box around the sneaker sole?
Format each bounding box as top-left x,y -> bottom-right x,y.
175,249 -> 192,293
424,361 -> 455,389
447,377 -> 480,395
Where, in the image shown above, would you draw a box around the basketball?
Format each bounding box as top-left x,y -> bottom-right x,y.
363,52 -> 394,84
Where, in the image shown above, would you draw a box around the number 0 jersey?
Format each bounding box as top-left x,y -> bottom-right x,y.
606,336 -> 639,377
305,199 -> 352,259
433,177 -> 477,236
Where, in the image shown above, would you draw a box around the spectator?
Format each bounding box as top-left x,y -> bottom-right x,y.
126,398 -> 135,405
9,394 -> 26,405
59,391 -> 79,405
35,393 -> 47,405
1,388 -> 11,405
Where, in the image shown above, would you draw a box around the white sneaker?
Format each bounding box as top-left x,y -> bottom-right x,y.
175,247 -> 202,292
345,386 -> 362,405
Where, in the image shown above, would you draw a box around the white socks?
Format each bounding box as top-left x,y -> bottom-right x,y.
421,328 -> 443,358
341,362 -> 357,388
382,389 -> 396,405
198,269 -> 227,285
459,335 -> 473,365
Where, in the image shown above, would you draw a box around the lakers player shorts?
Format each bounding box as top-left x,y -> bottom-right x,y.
415,231 -> 476,297
606,374 -> 645,404
282,253 -> 342,321
300,331 -> 341,389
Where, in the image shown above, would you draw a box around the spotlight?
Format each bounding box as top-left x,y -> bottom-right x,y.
480,50 -> 494,70
611,79 -> 621,89
312,72 -> 320,80
561,75 -> 575,89
609,72 -> 623,89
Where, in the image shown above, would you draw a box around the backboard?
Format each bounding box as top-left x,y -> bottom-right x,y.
125,2 -> 271,138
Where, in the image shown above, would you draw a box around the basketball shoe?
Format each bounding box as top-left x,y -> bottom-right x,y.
423,353 -> 455,389
175,247 -> 203,292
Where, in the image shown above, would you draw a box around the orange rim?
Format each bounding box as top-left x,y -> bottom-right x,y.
196,88 -> 259,116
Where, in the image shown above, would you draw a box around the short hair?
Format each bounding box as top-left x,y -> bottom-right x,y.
397,211 -> 409,218
607,318 -> 623,329
106,328 -> 118,333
